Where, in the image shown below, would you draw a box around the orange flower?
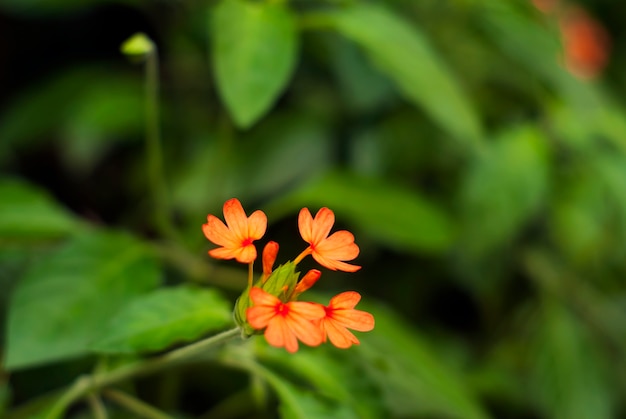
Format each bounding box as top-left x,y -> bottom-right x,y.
319,291 -> 374,349
297,207 -> 360,272
202,198 -> 267,264
247,287 -> 325,353
560,6 -> 610,80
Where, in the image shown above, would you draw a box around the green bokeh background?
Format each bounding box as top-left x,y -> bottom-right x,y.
2,0 -> 626,418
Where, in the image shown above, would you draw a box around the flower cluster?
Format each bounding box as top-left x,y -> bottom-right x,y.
203,198 -> 374,353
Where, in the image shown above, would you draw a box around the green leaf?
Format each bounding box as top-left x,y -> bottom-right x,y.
459,125 -> 549,256
0,67 -> 144,170
211,0 -> 298,128
93,285 -> 232,354
356,302 -> 490,419
530,299 -> 614,419
0,382 -> 9,417
5,231 -> 160,370
549,151 -> 626,264
0,0 -> 140,16
259,344 -> 384,418
249,360 -> 357,419
327,3 -> 482,146
172,111 -> 332,215
0,178 -> 81,242
267,171 -> 455,253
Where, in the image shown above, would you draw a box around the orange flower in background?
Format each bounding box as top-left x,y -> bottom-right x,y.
529,0 -> 610,80
203,198 -> 267,264
247,287 -> 325,353
560,6 -> 610,80
319,291 -> 375,349
296,207 -> 361,272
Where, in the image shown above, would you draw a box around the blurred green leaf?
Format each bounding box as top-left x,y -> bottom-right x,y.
211,0 -> 298,128
550,151 -> 626,264
92,285 -> 232,354
356,301 -> 490,419
478,1 -> 561,84
251,360 -> 357,419
0,178 -> 81,242
172,112 -> 332,215
276,379 -> 358,419
237,112 -> 333,201
0,67 -> 143,170
530,299 -> 614,419
550,165 -> 609,263
0,382 -> 9,417
5,231 -> 160,370
326,3 -> 482,146
268,171 -> 455,253
460,125 -> 548,256
259,344 -> 383,418
324,35 -> 395,114
0,0 -> 137,16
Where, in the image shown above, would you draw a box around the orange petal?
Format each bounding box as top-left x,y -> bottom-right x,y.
332,309 -> 375,332
249,287 -> 280,306
316,231 -> 359,260
223,198 -> 249,242
234,244 -> 257,264
287,311 -> 324,347
329,291 -> 361,309
203,215 -> 238,247
289,301 -> 325,320
247,305 -> 276,329
208,247 -> 240,260
322,318 -> 359,349
298,208 -> 314,244
247,210 -> 268,240
312,253 -> 361,272
311,208 -> 335,245
265,316 -> 299,353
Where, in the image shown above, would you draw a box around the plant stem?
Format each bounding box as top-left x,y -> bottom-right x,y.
145,43 -> 176,241
86,393 -> 108,419
103,389 -> 174,419
45,328 -> 241,419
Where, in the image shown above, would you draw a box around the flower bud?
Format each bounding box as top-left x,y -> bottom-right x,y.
262,241 -> 279,282
292,269 -> 321,297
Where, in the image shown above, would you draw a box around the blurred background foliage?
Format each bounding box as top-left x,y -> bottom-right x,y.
1,0 -> 626,417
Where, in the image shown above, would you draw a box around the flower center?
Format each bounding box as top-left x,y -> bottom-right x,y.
241,238 -> 253,247
275,303 -> 290,317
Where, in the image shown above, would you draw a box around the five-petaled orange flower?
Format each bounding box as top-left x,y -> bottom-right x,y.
318,291 -> 375,348
247,287 -> 325,353
298,207 -> 360,272
203,198 -> 267,264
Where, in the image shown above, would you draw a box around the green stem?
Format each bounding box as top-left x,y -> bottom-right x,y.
86,393 -> 108,419
45,328 -> 241,419
145,45 -> 176,241
103,389 -> 174,419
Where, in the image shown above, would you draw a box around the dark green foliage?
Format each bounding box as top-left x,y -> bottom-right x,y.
1,0 -> 625,417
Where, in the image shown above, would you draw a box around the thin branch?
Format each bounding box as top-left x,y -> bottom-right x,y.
103,389 -> 174,419
45,328 -> 242,419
